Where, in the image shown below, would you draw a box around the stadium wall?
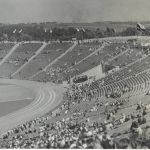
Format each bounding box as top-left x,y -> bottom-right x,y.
82,64 -> 105,80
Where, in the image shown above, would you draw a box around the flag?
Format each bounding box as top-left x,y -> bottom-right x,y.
19,29 -> 22,33
82,27 -> 85,32
13,29 -> 16,34
50,29 -> 53,33
76,28 -> 80,32
137,23 -> 145,31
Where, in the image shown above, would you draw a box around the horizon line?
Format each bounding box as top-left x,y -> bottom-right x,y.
1,20 -> 150,25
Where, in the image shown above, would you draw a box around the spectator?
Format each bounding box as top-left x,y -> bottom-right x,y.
115,138 -> 130,149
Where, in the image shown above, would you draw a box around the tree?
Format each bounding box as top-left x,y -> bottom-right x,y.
20,33 -> 32,41
67,27 -> 77,36
95,28 -> 104,38
121,27 -> 139,36
105,27 -> 115,37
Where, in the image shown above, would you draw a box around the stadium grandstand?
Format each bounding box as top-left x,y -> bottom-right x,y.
0,1 -> 150,148
0,31 -> 150,148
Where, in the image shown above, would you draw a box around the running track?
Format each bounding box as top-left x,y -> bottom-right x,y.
0,79 -> 64,135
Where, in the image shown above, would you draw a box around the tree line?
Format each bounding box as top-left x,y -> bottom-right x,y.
0,24 -> 149,42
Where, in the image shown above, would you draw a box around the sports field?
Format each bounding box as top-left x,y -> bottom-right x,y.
0,84 -> 35,117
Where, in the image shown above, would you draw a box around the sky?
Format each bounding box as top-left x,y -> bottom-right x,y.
0,0 -> 150,23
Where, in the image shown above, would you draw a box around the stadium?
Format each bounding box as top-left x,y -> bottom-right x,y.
0,33 -> 150,148
0,0 -> 150,149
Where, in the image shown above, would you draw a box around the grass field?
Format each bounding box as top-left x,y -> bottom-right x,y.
0,84 -> 35,117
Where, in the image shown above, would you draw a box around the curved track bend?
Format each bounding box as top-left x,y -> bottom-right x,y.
0,79 -> 64,135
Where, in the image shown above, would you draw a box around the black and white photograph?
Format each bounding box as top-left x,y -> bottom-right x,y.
0,0 -> 150,149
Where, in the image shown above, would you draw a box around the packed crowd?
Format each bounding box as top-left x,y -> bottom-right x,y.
33,38 -> 150,85
1,79 -> 150,149
1,38 -> 150,149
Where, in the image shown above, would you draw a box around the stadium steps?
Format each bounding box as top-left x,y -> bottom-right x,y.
0,42 -> 43,77
30,42 -> 77,80
18,42 -> 74,79
12,42 -> 47,78
60,42 -> 107,77
0,43 -> 20,68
